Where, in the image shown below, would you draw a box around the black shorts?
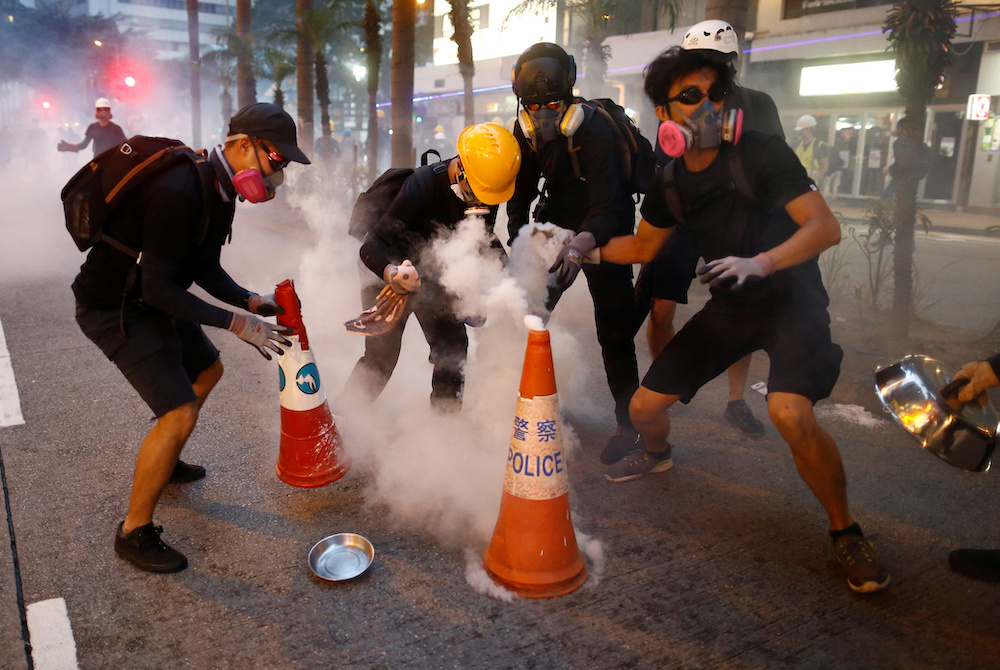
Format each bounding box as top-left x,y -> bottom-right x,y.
642,298 -> 842,404
75,302 -> 220,418
645,223 -> 699,304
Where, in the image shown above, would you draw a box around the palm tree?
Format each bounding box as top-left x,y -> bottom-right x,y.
363,0 -> 386,181
259,47 -> 297,108
506,0 -> 680,98
297,0 -> 315,158
391,0 -> 416,167
448,0 -> 475,126
202,33 -> 239,129
236,0 -> 256,108
883,0 -> 958,339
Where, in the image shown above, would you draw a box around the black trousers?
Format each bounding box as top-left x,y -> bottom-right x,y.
546,260 -> 639,430
342,271 -> 468,410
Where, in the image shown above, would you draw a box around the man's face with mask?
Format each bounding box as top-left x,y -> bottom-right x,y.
656,66 -> 728,152
450,157 -> 484,207
524,99 -> 567,144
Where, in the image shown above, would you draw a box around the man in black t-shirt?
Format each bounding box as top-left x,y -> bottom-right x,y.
58,98 -> 127,157
632,20 -> 786,449
73,103 -> 310,574
599,46 -> 890,594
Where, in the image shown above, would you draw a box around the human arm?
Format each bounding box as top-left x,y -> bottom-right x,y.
506,127 -> 539,245
600,219 -> 672,266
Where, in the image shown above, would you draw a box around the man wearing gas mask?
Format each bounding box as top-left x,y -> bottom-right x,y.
634,20 -> 785,447
339,122 -> 521,413
72,102 -> 310,573
599,47 -> 891,594
57,97 -> 127,157
507,42 -> 642,464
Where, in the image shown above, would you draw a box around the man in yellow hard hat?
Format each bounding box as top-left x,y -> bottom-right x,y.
339,122 -> 521,413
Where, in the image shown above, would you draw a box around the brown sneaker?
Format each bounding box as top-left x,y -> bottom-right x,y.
833,534 -> 890,593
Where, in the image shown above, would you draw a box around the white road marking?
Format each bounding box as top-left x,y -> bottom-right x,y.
0,317 -> 24,427
26,598 -> 79,670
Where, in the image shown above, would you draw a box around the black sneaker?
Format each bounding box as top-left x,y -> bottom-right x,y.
948,549 -> 1000,582
600,427 -> 644,464
169,460 -> 206,484
605,446 -> 673,483
833,533 -> 890,593
115,522 -> 188,573
724,400 -> 765,437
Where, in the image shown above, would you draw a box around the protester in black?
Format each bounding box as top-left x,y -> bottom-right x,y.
73,102 -> 310,574
340,123 -> 521,413
58,97 -> 127,157
599,46 -> 891,594
507,42 -> 641,463
634,19 -> 785,447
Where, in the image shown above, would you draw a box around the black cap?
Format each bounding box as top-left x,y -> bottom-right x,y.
229,102 -> 311,165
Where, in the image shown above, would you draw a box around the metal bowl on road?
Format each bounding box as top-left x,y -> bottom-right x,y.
308,533 -> 374,581
874,354 -> 999,472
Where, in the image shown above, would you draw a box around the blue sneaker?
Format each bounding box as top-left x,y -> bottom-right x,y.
605,446 -> 673,483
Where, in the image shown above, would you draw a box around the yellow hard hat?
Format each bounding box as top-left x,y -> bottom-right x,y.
456,123 -> 522,206
434,124 -> 445,133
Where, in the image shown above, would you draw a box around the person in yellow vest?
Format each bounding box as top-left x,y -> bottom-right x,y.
793,114 -> 829,183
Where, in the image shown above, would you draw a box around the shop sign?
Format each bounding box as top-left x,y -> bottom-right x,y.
967,94 -> 991,121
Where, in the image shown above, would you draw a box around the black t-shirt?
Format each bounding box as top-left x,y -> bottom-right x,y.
81,122 -> 127,156
72,153 -> 245,328
640,132 -> 828,308
506,101 -> 635,246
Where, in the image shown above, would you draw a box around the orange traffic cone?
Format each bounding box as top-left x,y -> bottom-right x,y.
482,328 -> 587,598
274,279 -> 350,487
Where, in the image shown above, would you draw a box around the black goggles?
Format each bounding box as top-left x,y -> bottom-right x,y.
254,138 -> 290,171
667,83 -> 728,106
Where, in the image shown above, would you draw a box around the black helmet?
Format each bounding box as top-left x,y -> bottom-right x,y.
512,43 -> 577,105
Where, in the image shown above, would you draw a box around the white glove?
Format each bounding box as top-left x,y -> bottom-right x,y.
384,259 -> 421,294
248,293 -> 283,317
698,253 -> 776,289
228,313 -> 293,360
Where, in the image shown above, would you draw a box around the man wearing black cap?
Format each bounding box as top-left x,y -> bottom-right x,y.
73,102 -> 311,573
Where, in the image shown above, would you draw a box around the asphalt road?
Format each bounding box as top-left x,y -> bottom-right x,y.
2,169 -> 1000,669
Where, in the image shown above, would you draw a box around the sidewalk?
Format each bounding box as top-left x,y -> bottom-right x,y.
828,196 -> 1000,237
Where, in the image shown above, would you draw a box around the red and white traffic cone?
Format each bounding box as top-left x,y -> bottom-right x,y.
482,327 -> 587,598
274,279 -> 350,487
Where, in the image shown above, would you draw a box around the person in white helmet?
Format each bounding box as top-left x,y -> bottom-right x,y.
58,97 -> 127,157
630,19 -> 786,451
792,114 -> 831,185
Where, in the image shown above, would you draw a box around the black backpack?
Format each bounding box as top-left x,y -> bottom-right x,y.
61,136 -> 213,258
347,150 -> 445,241
567,98 -> 656,196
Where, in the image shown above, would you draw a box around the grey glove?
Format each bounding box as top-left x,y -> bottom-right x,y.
248,292 -> 284,317
228,313 -> 293,360
549,232 -> 597,290
697,253 -> 776,289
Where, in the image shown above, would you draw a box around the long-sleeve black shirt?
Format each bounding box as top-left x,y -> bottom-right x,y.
359,161 -> 499,278
506,101 -> 635,247
72,150 -> 250,329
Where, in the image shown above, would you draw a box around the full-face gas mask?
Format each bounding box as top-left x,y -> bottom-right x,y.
657,99 -> 742,159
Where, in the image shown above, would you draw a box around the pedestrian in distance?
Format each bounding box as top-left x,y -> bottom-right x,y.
598,46 -> 891,594
73,102 -> 311,574
792,114 -> 831,188
507,42 -> 644,464
337,122 -> 521,413
946,352 -> 1000,582
58,97 -> 128,158
635,19 -> 784,446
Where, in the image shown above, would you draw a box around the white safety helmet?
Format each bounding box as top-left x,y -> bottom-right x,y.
95,97 -> 112,109
794,114 -> 817,131
682,19 -> 739,60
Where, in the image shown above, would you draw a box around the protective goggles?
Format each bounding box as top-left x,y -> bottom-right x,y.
253,138 -> 290,171
667,83 -> 728,106
524,101 -> 565,112
454,160 -> 480,202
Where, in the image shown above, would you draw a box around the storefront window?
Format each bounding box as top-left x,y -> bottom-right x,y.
924,110 -> 963,201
